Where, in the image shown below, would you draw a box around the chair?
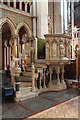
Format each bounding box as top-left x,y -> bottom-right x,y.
2,73 -> 14,103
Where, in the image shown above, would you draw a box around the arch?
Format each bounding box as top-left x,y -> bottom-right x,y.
0,17 -> 15,34
75,44 -> 79,58
75,44 -> 79,50
16,22 -> 32,37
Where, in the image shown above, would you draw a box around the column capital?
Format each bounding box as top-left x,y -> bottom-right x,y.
11,34 -> 19,40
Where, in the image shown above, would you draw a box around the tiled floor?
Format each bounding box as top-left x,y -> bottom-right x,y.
29,96 -> 79,118
2,88 -> 79,119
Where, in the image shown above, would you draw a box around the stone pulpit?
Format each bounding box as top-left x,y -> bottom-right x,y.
44,34 -> 72,91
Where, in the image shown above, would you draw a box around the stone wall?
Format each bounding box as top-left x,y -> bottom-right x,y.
0,8 -> 32,32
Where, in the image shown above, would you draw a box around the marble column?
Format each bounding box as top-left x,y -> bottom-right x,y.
14,0 -> 16,9
35,38 -> 38,60
11,35 -> 18,58
35,73 -> 38,91
31,63 -> 35,91
32,0 -> 37,37
20,2 -> 22,10
25,3 -> 27,12
39,70 -> 43,90
61,66 -> 65,84
48,67 -> 53,87
9,43 -> 12,69
7,46 -> 9,66
57,67 -> 60,85
50,43 -> 52,59
54,1 -> 63,34
17,37 -> 20,58
4,46 -> 6,70
7,0 -> 10,7
66,40 -> 69,58
71,2 -> 75,59
43,67 -> 46,88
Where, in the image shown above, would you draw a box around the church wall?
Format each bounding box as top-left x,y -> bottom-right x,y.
1,8 -> 32,33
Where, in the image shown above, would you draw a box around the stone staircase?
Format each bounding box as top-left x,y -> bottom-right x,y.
19,71 -> 32,88
15,62 -> 46,101
15,66 -> 40,101
15,87 -> 40,101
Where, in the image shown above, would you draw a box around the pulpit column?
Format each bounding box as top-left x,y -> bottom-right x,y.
61,66 -> 65,84
49,67 -> 53,86
35,73 -> 38,91
39,70 -> 43,90
57,66 -> 60,85
31,63 -> 35,91
43,67 -> 46,88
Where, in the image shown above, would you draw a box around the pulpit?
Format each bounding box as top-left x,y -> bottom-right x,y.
44,34 -> 72,91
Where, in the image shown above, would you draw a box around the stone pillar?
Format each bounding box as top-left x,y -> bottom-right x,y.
43,67 -> 46,88
31,49 -> 34,63
11,35 -> 18,58
61,66 -> 65,84
30,3 -> 32,15
4,46 -> 6,70
20,2 -> 22,10
68,40 -> 71,59
61,66 -> 66,89
7,46 -> 9,65
7,0 -> 10,7
57,66 -> 60,85
35,38 -> 37,60
39,70 -> 43,90
50,43 -> 52,59
25,3 -> 27,12
54,1 -> 63,34
35,73 -> 38,91
66,40 -> 69,58
9,44 -> 12,69
17,37 -> 20,58
33,0 -> 37,37
48,67 -> 53,87
71,2 -> 75,59
31,63 -> 35,91
14,0 -> 16,9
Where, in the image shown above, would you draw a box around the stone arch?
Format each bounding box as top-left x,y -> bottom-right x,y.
0,17 -> 15,34
75,44 -> 79,50
16,22 -> 32,37
75,44 -> 79,58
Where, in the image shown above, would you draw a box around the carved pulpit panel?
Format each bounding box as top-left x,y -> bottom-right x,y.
53,42 -> 57,57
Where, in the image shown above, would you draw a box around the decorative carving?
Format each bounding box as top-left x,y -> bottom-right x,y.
52,42 -> 57,57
